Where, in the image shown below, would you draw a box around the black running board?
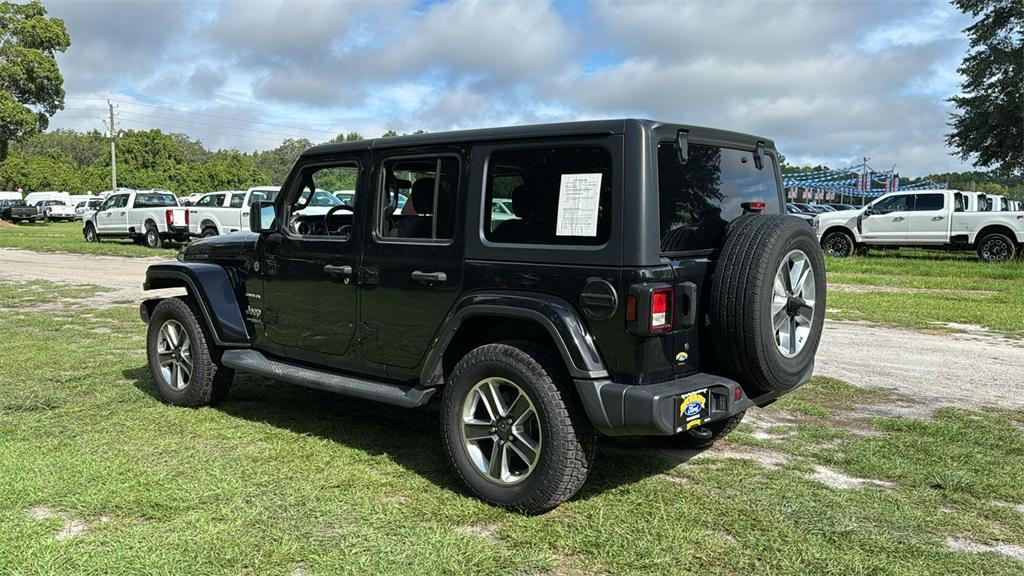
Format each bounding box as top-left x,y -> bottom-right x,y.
220,350 -> 436,408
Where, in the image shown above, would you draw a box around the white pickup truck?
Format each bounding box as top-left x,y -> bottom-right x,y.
187,186 -> 279,237
816,189 -> 1024,262
83,190 -> 189,248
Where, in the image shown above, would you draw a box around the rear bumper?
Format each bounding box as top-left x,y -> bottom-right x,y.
574,372 -> 792,437
161,226 -> 190,241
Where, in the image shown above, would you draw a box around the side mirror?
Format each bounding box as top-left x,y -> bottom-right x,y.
250,201 -> 277,233
863,206 -> 874,216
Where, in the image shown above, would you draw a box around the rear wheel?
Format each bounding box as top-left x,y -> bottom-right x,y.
201,226 -> 218,238
976,233 -> 1016,263
820,229 -> 854,258
146,297 -> 233,406
441,341 -> 595,514
711,215 -> 827,395
144,225 -> 162,249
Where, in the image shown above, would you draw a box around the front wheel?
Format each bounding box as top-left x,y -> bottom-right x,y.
820,230 -> 854,257
84,224 -> 100,243
146,297 -> 233,406
441,341 -> 596,514
977,233 -> 1016,263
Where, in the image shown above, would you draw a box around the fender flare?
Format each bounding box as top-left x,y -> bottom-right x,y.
142,262 -> 250,347
418,291 -> 608,386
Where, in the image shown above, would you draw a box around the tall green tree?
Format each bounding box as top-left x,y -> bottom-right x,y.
946,0 -> 1024,176
0,0 -> 70,161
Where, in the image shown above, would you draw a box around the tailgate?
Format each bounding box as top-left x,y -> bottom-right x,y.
169,208 -> 188,227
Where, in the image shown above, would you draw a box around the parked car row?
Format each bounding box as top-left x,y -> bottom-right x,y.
0,191 -> 102,223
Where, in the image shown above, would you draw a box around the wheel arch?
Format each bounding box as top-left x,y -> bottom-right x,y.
419,292 -> 609,388
142,262 -> 250,347
821,225 -> 858,244
973,224 -> 1019,246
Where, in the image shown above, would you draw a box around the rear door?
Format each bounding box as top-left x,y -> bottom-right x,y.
359,150 -> 464,376
860,194 -> 910,243
657,137 -> 783,377
906,193 -> 949,244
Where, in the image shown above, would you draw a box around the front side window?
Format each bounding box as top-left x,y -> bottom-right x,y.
912,193 -> 944,211
484,147 -> 612,246
873,195 -> 909,214
658,143 -> 781,253
289,164 -> 359,238
378,156 -> 458,241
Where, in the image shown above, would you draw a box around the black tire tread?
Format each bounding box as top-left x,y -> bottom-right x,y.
976,232 -> 1016,263
148,297 -> 232,407
441,341 -> 596,514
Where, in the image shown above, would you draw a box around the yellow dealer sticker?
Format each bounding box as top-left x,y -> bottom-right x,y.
680,390 -> 708,430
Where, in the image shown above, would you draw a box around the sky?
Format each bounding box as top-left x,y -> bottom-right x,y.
43,0 -> 977,177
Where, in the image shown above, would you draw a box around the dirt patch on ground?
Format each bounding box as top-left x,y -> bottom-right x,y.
829,283 -> 997,296
456,522 -> 502,544
946,537 -> 1024,562
24,506 -> 90,540
809,465 -> 893,490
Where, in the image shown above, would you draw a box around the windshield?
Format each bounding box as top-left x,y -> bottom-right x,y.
134,193 -> 178,208
658,142 -> 781,253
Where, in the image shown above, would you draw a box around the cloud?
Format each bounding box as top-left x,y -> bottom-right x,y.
42,0 -> 976,175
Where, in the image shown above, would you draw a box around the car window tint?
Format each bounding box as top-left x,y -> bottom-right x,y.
378,156 -> 459,241
658,143 -> 781,253
913,193 -> 944,211
229,194 -> 245,208
290,164 -> 359,238
134,193 -> 177,208
874,195 -> 908,213
484,147 -> 612,246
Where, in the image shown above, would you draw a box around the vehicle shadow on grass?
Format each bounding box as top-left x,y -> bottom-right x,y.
124,366 -> 702,508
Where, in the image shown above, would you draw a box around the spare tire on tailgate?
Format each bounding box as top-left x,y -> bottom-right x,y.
710,215 -> 826,395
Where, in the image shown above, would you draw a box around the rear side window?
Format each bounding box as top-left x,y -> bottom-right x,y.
912,193 -> 944,211
134,193 -> 178,208
378,156 -> 459,241
229,193 -> 245,208
484,147 -> 612,246
658,143 -> 780,253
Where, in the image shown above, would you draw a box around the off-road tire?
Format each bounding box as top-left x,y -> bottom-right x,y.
84,223 -> 100,243
976,232 -> 1016,263
144,225 -> 162,249
146,297 -> 233,407
441,341 -> 596,514
710,215 -> 826,395
820,229 -> 854,258
673,411 -> 746,450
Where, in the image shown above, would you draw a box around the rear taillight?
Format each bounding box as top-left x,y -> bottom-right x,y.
46,207 -> 53,214
165,209 -> 174,226
184,209 -> 190,225
650,287 -> 673,333
626,283 -> 674,336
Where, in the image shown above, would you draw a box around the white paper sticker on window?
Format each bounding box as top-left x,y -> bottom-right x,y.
555,173 -> 602,237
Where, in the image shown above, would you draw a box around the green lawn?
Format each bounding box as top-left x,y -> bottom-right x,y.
826,248 -> 1024,338
0,221 -> 180,258
2,279 -> 1023,575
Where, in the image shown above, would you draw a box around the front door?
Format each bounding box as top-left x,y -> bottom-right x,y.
860,194 -> 910,243
359,152 -> 465,377
96,193 -> 128,234
258,156 -> 365,368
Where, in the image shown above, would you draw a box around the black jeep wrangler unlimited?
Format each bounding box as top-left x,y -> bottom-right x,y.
141,119 -> 825,513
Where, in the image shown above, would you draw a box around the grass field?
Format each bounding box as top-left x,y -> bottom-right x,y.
826,248 -> 1024,338
0,221 -> 180,258
2,279 -> 1023,574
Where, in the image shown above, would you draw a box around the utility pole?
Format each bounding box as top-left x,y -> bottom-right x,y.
107,100 -> 117,192
860,156 -> 870,206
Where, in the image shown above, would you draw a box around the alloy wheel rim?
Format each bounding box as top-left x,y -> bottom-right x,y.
771,249 -> 816,358
982,239 -> 1007,261
824,234 -> 849,256
156,319 -> 193,390
460,377 -> 542,485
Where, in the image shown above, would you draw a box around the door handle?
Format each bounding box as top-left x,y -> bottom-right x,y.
932,216 -> 945,221
118,211 -> 125,215
892,216 -> 905,222
323,264 -> 353,281
411,270 -> 447,284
